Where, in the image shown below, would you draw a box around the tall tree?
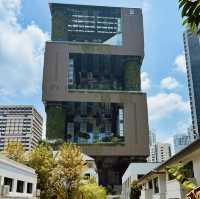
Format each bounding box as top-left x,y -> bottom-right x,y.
28,143 -> 55,199
50,143 -> 86,199
3,141 -> 26,163
179,0 -> 200,34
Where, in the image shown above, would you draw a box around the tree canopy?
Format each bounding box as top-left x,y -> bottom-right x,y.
3,141 -> 106,199
49,143 -> 86,199
3,141 -> 26,163
77,183 -> 107,199
179,0 -> 200,34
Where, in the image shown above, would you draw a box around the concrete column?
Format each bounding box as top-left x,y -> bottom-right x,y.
0,176 -> 4,186
13,179 -> 17,193
33,183 -> 37,196
24,181 -> 27,194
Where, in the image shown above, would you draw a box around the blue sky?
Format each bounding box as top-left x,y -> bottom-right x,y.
0,0 -> 191,145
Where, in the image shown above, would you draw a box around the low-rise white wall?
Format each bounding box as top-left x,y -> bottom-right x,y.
0,155 -> 37,198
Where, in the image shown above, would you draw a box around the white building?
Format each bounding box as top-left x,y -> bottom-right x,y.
138,138 -> 200,199
0,105 -> 43,151
82,154 -> 99,184
148,144 -> 157,162
156,143 -> 171,163
122,163 -> 160,199
148,143 -> 171,163
0,154 -> 37,198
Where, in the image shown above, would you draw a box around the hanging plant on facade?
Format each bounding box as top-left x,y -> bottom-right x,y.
130,180 -> 141,199
46,106 -> 66,139
166,163 -> 197,191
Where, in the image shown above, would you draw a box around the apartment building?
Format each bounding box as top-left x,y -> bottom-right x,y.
148,143 -> 171,163
0,105 -> 43,151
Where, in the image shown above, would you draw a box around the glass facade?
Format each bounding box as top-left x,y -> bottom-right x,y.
47,102 -> 124,144
68,53 -> 141,91
184,31 -> 200,138
173,134 -> 190,153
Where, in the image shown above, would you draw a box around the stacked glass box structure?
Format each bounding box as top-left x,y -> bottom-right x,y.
43,3 -> 149,191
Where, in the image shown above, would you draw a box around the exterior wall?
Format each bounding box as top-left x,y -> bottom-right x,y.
0,155 -> 37,198
192,153 -> 200,185
122,163 -> 160,199
166,179 -> 183,199
0,106 -> 43,151
141,189 -> 153,199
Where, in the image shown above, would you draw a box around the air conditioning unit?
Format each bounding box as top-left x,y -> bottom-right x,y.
1,185 -> 9,196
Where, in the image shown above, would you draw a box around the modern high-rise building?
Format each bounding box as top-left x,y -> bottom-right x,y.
173,134 -> 190,153
183,30 -> 200,139
0,105 -> 43,151
43,3 -> 149,190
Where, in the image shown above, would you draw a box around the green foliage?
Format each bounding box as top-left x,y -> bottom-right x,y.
124,61 -> 141,91
3,141 -> 26,164
52,11 -> 66,40
178,0 -> 200,34
166,163 -> 197,191
49,143 -> 86,199
46,106 -> 66,139
106,185 -> 117,195
130,180 -> 141,199
77,183 -> 107,199
28,143 -> 55,199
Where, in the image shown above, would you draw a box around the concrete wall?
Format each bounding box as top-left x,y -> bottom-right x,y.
0,155 -> 37,198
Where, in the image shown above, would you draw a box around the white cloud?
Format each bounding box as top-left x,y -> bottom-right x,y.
148,93 -> 190,121
141,72 -> 151,91
160,76 -> 180,90
174,54 -> 187,73
0,0 -> 49,97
